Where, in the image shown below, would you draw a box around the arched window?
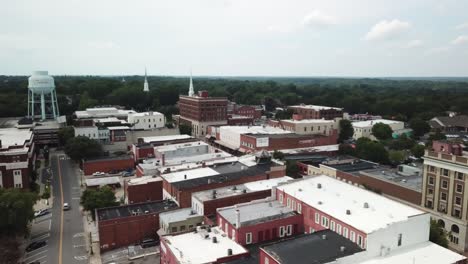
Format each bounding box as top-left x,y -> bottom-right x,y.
437,219 -> 445,228
451,224 -> 460,234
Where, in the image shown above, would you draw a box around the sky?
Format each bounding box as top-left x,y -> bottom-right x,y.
1,0 -> 468,77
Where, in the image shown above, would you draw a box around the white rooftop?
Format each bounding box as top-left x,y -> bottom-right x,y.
93,117 -> 124,123
356,241 -> 465,264
163,226 -> 247,264
85,176 -> 120,187
128,111 -> 164,117
140,134 -> 192,143
107,126 -> 130,130
291,104 -> 343,111
160,208 -> 200,223
276,144 -> 339,154
75,107 -> 136,118
220,125 -> 291,135
161,167 -> 219,183
277,175 -> 424,233
282,118 -> 336,124
126,176 -> 162,186
243,176 -> 293,191
0,128 -> 32,148
352,119 -> 403,128
154,141 -> 208,153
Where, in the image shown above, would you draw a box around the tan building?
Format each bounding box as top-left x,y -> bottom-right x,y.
268,118 -> 337,136
158,208 -> 204,236
422,140 -> 468,253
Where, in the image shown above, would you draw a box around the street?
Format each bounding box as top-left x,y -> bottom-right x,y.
25,152 -> 88,264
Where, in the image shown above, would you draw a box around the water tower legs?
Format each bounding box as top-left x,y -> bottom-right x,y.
41,92 -> 46,120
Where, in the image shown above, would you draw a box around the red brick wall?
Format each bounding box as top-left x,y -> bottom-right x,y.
260,249 -> 280,264
83,157 -> 134,175
359,174 -> 422,205
98,213 -> 162,252
134,146 -> 155,162
0,167 -> 30,189
179,96 -> 228,122
202,190 -> 271,216
227,117 -> 254,126
125,180 -> 163,204
336,170 -> 361,185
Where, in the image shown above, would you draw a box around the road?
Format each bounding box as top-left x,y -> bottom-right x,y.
25,152 -> 88,264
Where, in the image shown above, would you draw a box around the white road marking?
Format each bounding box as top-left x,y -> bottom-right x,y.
73,233 -> 86,238
27,254 -> 46,263
73,244 -> 86,248
24,249 -> 48,260
72,197 -> 81,200
48,219 -> 52,230
31,233 -> 50,242
74,255 -> 88,260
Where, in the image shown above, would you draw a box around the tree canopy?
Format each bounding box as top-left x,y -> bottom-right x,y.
355,138 -> 389,164
81,186 -> 119,219
429,219 -> 449,248
409,118 -> 431,138
0,189 -> 37,236
372,123 -> 393,141
65,136 -> 103,161
338,119 -> 354,143
58,126 -> 75,146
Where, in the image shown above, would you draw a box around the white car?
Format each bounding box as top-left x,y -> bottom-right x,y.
63,203 -> 70,211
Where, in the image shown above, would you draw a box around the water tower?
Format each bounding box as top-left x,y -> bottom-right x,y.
27,71 -> 60,120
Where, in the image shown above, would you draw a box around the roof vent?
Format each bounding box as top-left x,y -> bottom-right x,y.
232,186 -> 237,191
318,201 -> 323,205
363,202 -> 369,209
184,174 -> 187,179
298,188 -> 302,192
322,235 -> 327,240
227,248 -> 233,256
317,183 -> 322,189
212,236 -> 217,243
242,189 -> 247,193
346,209 -> 351,215
340,246 -> 346,252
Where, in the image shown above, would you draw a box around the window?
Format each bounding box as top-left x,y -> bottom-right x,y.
13,170 -> 21,177
171,227 -> 177,233
246,232 -> 252,244
453,209 -> 461,218
456,184 -> 463,193
279,226 -> 286,237
315,213 -> 320,224
330,221 -> 335,231
457,172 -> 464,181
442,169 -> 449,176
292,200 -> 296,210
297,203 -> 302,214
232,229 -> 236,239
336,224 -> 342,235
428,165 -> 435,172
265,257 -> 270,264
442,180 -> 448,189
455,196 -> 462,206
358,235 -> 363,248
287,198 -> 291,207
286,225 -> 292,236
428,177 -> 434,185
397,233 -> 402,246
180,226 -> 186,231
450,234 -> 459,245
279,194 -> 283,203
427,188 -> 433,195
441,192 -> 447,201
343,227 -> 349,238
321,216 -> 329,228
350,231 -> 356,242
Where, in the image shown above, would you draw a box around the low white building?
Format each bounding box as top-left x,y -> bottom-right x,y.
74,107 -> 136,119
352,119 -> 404,140
127,111 -> 165,130
218,126 -> 290,149
74,126 -> 109,142
269,118 -> 337,135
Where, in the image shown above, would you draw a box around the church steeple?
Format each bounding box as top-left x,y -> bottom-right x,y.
143,67 -> 149,92
188,70 -> 194,97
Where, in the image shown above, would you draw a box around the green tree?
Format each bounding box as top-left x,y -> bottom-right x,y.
179,124 -> 192,136
338,119 -> 354,143
65,136 -> 103,162
286,160 -> 300,178
272,150 -> 285,160
81,186 -> 119,220
0,189 -> 37,236
388,134 -> 415,150
58,126 -> 75,146
411,144 -> 426,159
355,138 -> 389,164
409,118 -> 431,138
388,150 -> 406,165
429,219 -> 449,248
371,123 -> 393,141
429,129 -> 447,142
78,91 -> 98,110
338,144 -> 356,156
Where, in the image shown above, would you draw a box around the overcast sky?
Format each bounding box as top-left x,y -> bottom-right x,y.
1,0 -> 468,77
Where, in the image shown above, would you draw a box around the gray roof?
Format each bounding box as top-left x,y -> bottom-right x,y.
262,230 -> 363,264
96,200 -> 177,221
432,115 -> 468,128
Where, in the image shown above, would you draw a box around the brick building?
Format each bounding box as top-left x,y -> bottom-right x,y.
124,176 -> 163,204
288,104 -> 344,120
228,102 -> 263,120
131,134 -> 196,163
82,155 -> 134,176
179,80 -> 228,137
216,199 -> 303,246
267,118 -> 337,136
422,140 -> 468,253
0,128 -> 34,189
227,115 -> 254,126
161,156 -> 286,208
191,176 -> 293,218
96,200 -> 177,252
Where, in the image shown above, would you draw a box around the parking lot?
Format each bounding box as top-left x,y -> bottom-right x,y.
23,212 -> 52,264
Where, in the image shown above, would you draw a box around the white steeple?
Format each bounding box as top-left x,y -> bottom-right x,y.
143,67 -> 149,92
188,70 -> 194,97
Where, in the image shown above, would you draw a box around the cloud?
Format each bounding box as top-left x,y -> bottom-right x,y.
455,22 -> 468,30
86,41 -> 119,49
425,46 -> 450,55
302,10 -> 338,29
364,19 -> 411,41
405,39 -> 423,48
452,35 -> 468,45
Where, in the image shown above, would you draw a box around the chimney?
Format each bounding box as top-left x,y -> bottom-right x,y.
317,183 -> 322,189
212,236 -> 217,243
235,209 -> 241,228
227,248 -> 233,256
184,174 -> 187,180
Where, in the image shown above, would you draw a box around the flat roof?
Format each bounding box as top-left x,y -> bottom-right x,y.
326,160 -> 377,173
243,176 -> 293,191
220,126 -> 291,135
246,133 -> 329,139
277,175 -> 424,233
140,134 -> 192,143
278,144 -> 339,154
360,168 -> 422,191
162,167 -> 220,183
96,200 -> 177,221
352,119 -> 403,128
159,208 -> 201,223
128,111 -> 164,117
107,126 -> 130,130
290,104 -> 343,111
126,176 -> 162,186
93,117 -> 124,123
163,226 -> 247,263
154,141 -> 208,152
262,230 -> 363,264
217,199 -> 296,226
167,161 -> 272,190
85,176 -> 120,187
282,119 -> 336,124
356,241 -> 465,264
0,128 -> 32,148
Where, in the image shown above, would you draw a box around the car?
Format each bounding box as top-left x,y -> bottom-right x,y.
25,240 -> 47,252
141,238 -> 158,248
63,203 -> 70,211
34,209 -> 49,218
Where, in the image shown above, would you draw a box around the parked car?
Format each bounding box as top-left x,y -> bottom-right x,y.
26,240 -> 47,252
141,238 -> 158,248
63,203 -> 70,211
34,209 -> 49,218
